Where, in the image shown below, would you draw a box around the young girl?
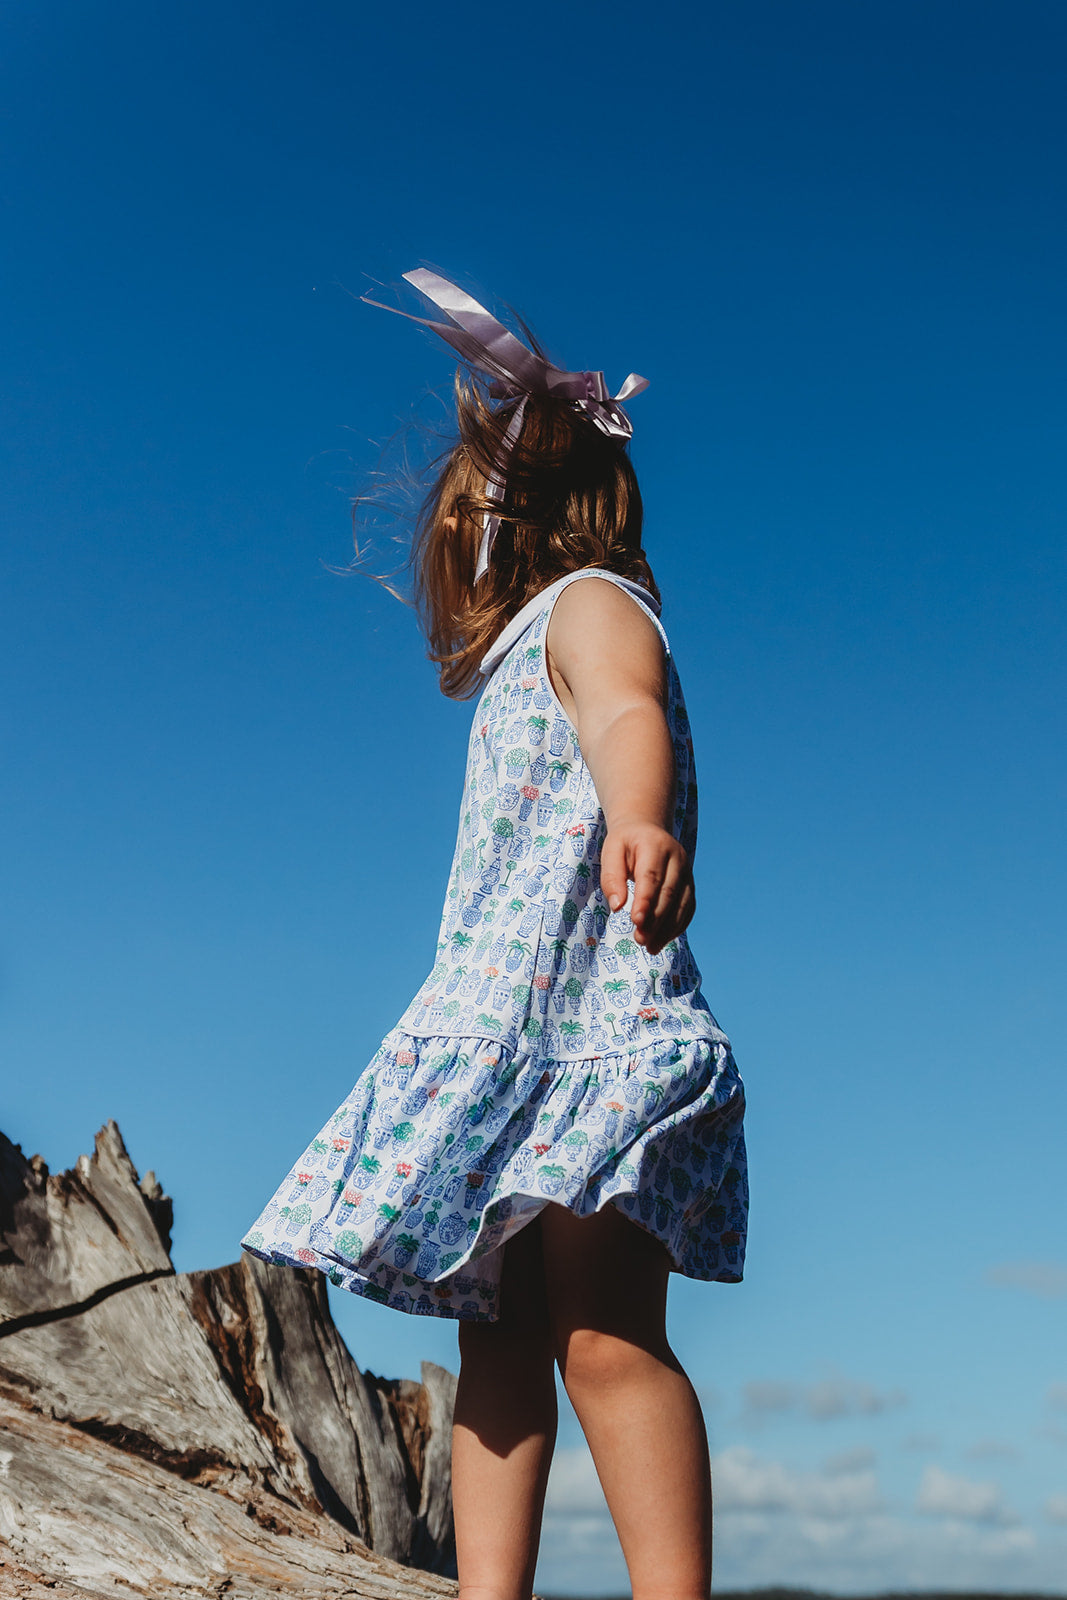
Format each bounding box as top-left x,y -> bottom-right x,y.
241,269 -> 748,1600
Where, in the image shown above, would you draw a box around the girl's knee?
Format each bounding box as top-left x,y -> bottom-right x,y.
555,1324 -> 675,1395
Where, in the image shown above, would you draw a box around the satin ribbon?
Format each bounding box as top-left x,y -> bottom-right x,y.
363,268 -> 648,581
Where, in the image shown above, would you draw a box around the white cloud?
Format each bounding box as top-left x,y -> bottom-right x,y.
741,1379 -> 796,1414
536,1440 -> 1067,1596
713,1445 -> 882,1517
806,1376 -> 906,1420
1048,1382 -> 1067,1412
1045,1494 -> 1067,1525
986,1260 -> 1067,1298
545,1441 -> 885,1525
741,1373 -> 906,1422
965,1438 -> 1020,1461
824,1446 -> 877,1475
542,1445 -> 608,1516
711,1506 -> 1043,1593
916,1463 -> 1016,1525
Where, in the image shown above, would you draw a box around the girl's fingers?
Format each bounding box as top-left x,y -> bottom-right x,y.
629,855 -> 666,932
659,880 -> 695,946
599,832 -> 629,912
639,855 -> 694,952
649,852 -> 684,925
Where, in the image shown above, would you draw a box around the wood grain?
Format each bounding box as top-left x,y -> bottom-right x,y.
0,1121 -> 460,1598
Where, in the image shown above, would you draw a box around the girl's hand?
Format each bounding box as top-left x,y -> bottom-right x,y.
601,820 -> 695,955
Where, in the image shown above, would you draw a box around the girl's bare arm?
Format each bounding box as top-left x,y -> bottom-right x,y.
545,578 -> 695,956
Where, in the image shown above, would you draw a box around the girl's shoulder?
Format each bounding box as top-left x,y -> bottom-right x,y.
479,568 -> 666,679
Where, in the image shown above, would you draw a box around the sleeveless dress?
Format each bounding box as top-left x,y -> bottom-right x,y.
240,569 -> 748,1321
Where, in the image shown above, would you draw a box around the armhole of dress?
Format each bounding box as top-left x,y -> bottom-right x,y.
542,570 -> 670,657
479,568 -> 665,678
538,573 -> 671,742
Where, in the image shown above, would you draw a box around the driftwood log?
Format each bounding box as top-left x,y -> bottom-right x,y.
0,1120 -> 460,1598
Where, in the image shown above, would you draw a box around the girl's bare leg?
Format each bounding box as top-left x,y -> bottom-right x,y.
452,1215 -> 558,1600
541,1202 -> 714,1600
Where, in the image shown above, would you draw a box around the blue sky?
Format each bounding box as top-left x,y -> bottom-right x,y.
3,2 -> 1066,1591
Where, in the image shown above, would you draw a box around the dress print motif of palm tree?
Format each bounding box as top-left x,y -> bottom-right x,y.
549,937 -> 569,975
505,938 -> 532,973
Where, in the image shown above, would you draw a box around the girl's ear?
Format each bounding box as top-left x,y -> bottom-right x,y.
443,515 -> 458,534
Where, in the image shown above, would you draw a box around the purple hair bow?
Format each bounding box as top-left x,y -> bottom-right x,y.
362,268 -> 649,582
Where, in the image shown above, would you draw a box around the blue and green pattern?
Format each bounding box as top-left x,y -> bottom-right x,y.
241,573 -> 748,1320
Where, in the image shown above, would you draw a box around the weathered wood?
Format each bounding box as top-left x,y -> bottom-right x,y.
0,1121 -> 174,1328
0,1122 -> 460,1595
0,1550 -> 105,1600
0,1392 -> 459,1598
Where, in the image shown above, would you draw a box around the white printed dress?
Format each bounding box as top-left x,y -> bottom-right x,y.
241,569 -> 748,1320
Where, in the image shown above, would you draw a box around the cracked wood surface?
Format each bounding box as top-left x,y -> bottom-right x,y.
0,1393 -> 460,1598
0,1122 -> 174,1325
0,1122 -> 460,1598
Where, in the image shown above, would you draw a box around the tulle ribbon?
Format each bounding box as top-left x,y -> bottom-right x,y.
363,268 -> 648,582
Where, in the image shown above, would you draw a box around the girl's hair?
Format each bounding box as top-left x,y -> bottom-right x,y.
409,367 -> 659,700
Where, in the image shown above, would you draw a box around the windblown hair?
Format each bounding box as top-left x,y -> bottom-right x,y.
403,365 -> 658,699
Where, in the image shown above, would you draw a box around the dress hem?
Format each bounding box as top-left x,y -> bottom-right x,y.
240,1030 -> 747,1322
242,1180 -> 744,1325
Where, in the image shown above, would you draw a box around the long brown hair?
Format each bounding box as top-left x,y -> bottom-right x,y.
394,364 -> 658,699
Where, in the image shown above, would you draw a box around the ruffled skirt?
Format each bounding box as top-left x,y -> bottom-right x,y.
240,1028 -> 748,1321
